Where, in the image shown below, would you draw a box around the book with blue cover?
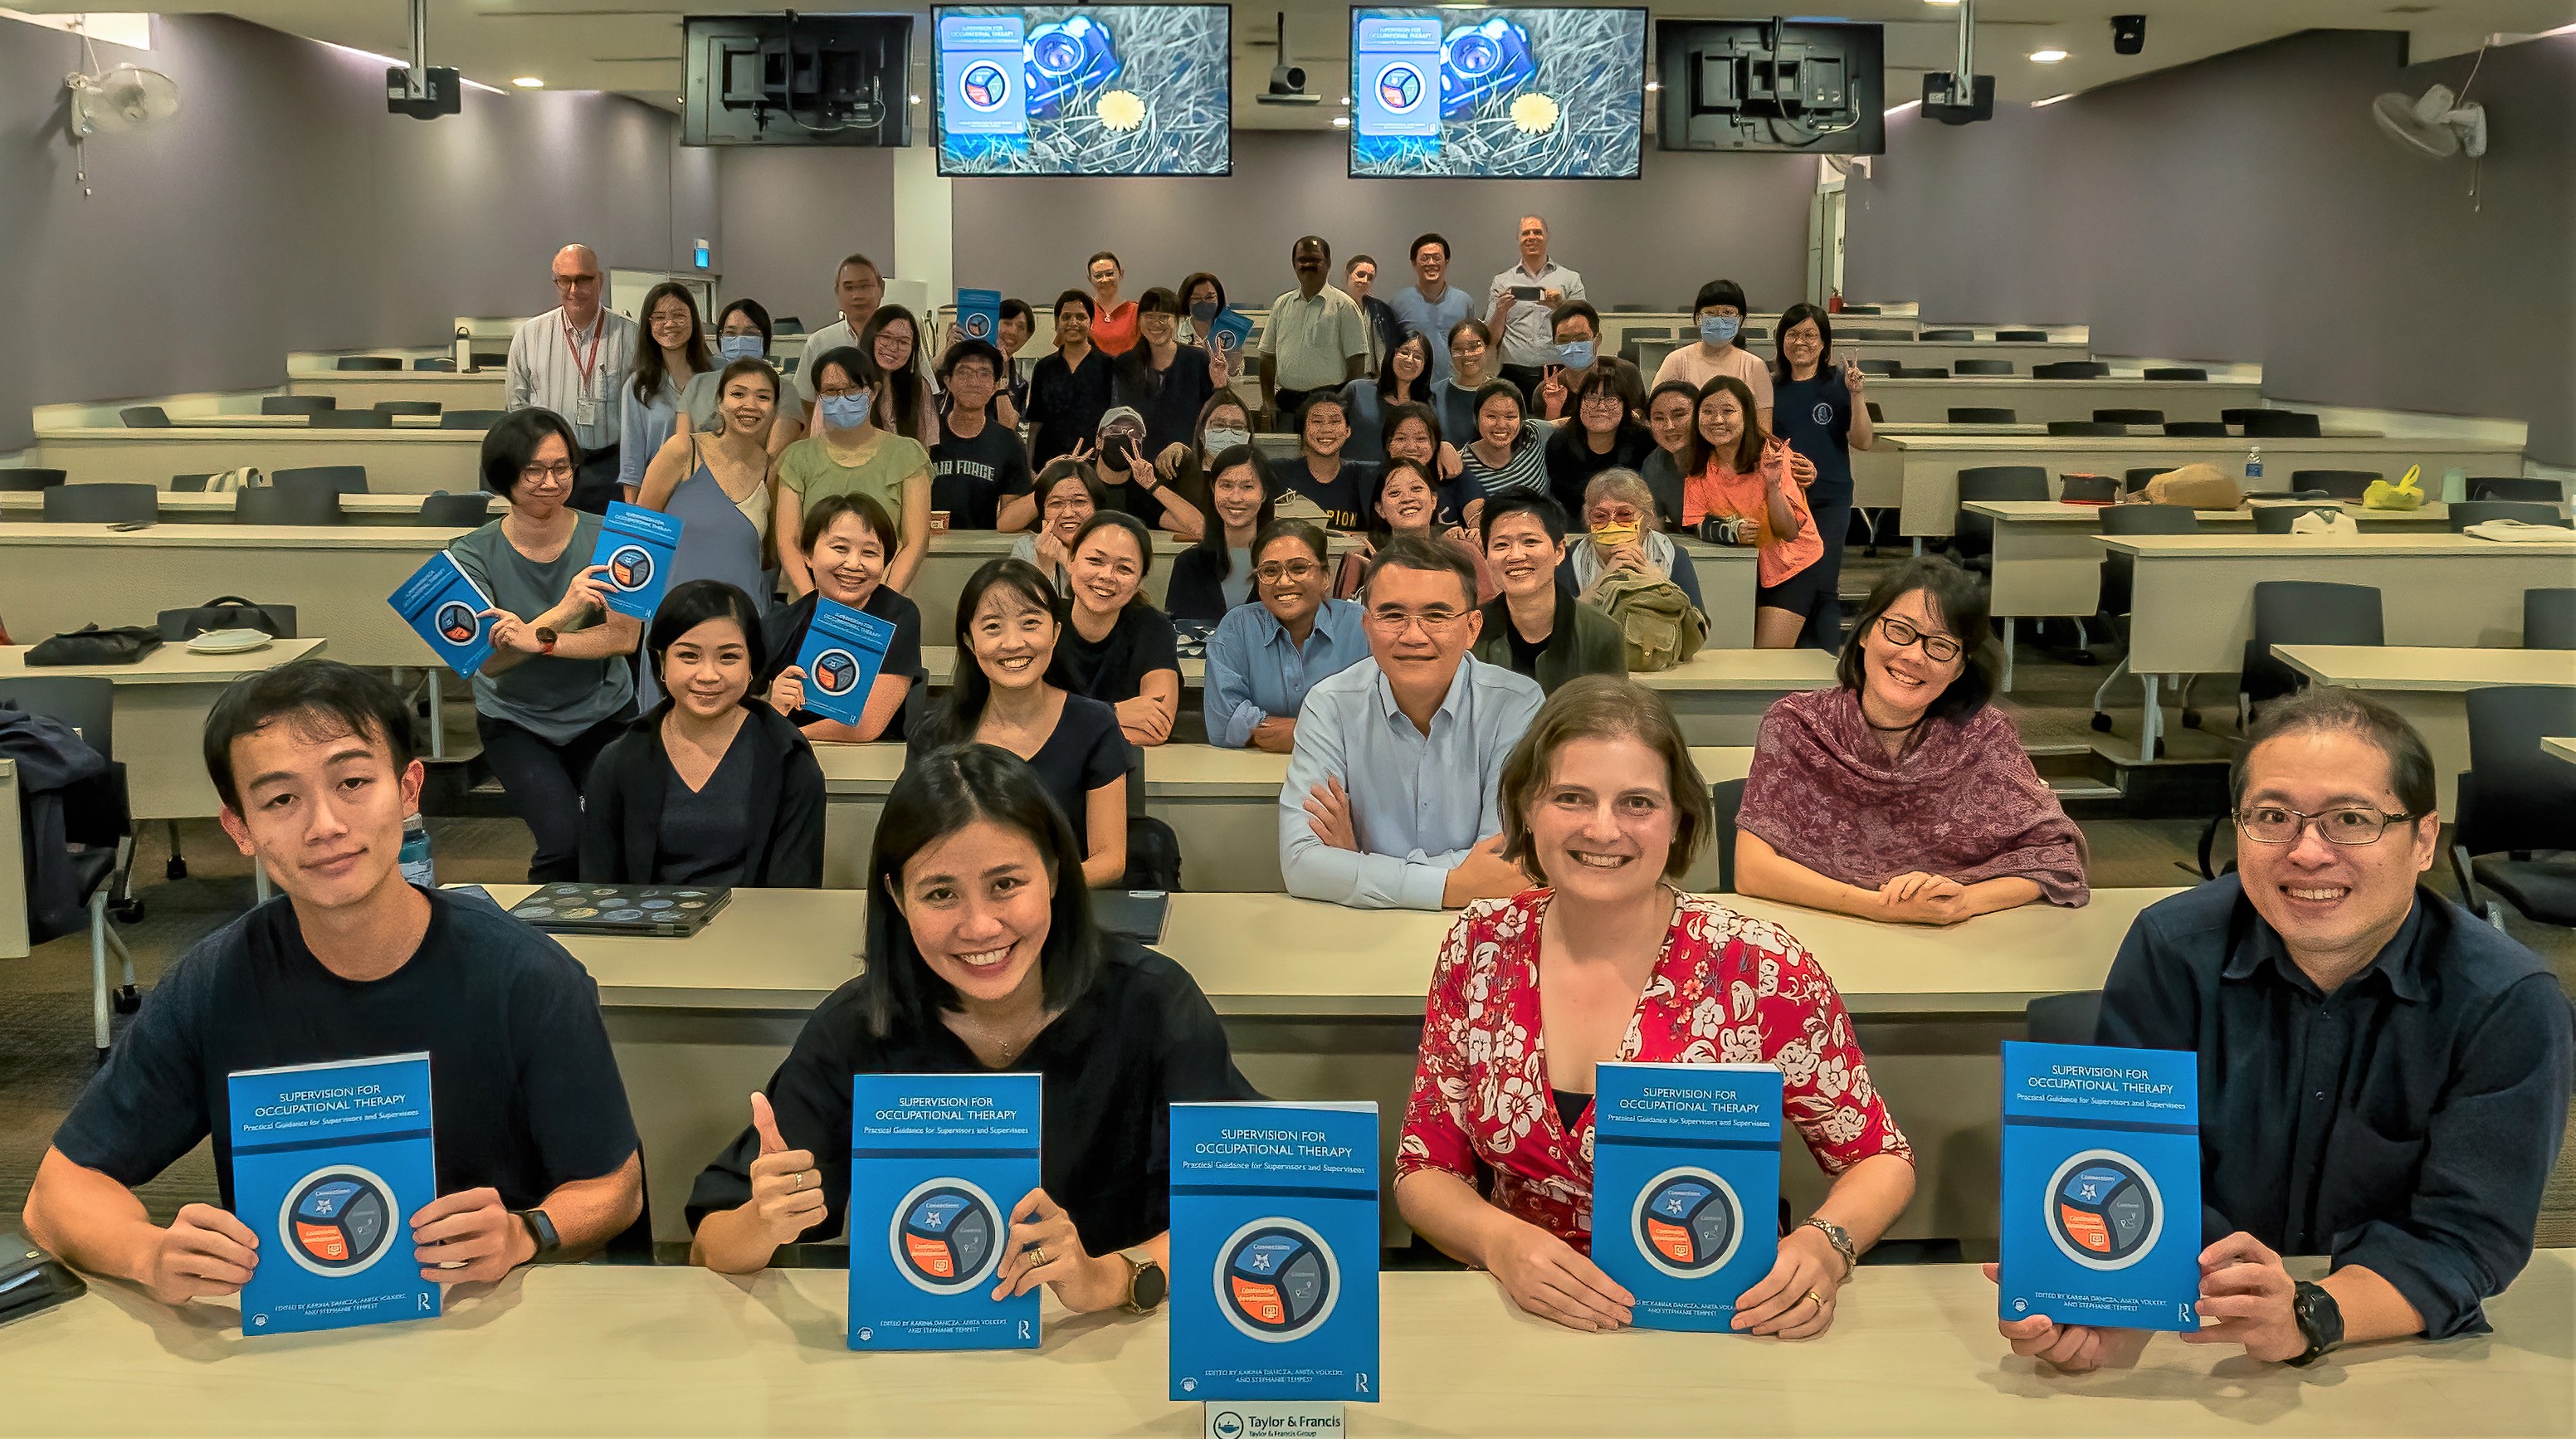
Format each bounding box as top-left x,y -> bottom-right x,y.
791,598 -> 898,726
387,551 -> 497,676
954,288 -> 1003,345
227,1053 -> 438,1336
589,500 -> 684,619
1591,1061 -> 1782,1332
847,1073 -> 1042,1351
1168,1102 -> 1378,1403
1206,308 -> 1252,362
1998,1040 -> 2202,1332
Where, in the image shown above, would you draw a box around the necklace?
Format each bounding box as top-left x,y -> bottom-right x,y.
1863,716 -> 1920,733
953,1003 -> 1047,1065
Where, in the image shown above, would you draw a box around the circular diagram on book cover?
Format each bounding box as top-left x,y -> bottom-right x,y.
890,1178 -> 1003,1292
2047,1149 -> 2164,1270
1216,1217 -> 1338,1343
812,648 -> 862,696
1632,1166 -> 1743,1279
1373,61 -> 1427,114
436,601 -> 481,645
280,1166 -> 400,1276
960,60 -> 1011,113
607,545 -> 654,591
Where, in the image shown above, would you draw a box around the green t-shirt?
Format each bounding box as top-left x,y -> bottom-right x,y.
779,432 -> 930,539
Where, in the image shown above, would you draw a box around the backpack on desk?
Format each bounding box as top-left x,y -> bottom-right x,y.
1589,570 -> 1705,674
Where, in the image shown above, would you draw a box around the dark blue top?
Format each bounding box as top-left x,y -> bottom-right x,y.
1773,368 -> 1855,499
2095,876 -> 2575,1339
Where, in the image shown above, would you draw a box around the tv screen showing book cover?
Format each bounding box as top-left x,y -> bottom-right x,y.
1349,7 -> 1646,178
934,6 -> 1232,175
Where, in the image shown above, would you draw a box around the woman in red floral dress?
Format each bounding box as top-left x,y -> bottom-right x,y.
1396,676 -> 1917,1336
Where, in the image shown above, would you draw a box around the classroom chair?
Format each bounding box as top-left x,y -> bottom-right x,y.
2447,501 -> 2569,532
1840,305 -> 1881,315
2526,589 -> 2576,651
374,400 -> 442,417
1864,402 -> 1882,422
2162,421 -> 2228,437
1952,359 -> 2016,377
2449,685 -> 2576,929
2094,408 -> 2164,426
1952,466 -> 2050,566
1948,407 -> 2016,424
234,486 -> 345,526
1856,359 -> 1901,377
156,602 -> 297,641
2241,580 -> 2382,726
773,315 -> 806,334
0,676 -> 139,1049
2089,504 -> 2205,735
2242,412 -> 2322,438
1739,326 -> 1769,343
1919,329 -> 1976,342
1842,328 -> 1909,341
168,473 -> 212,492
2469,477 -> 2563,503
2047,421 -> 2125,437
413,358 -> 455,372
0,467 -> 67,490
1624,325 -> 1672,342
778,357 -> 799,375
1994,329 -> 2050,342
1608,303 -> 1651,313
2219,408 -> 2270,427
2286,469 -> 2379,501
119,406 -> 171,427
311,409 -> 394,429
2251,504 -> 2339,534
419,491 -> 495,526
271,465 -> 368,495
41,483 -> 155,524
1895,366 -> 1949,378
2123,468 -> 2167,493
441,410 -> 505,429
334,356 -> 403,371
261,396 -> 334,416
2059,475 -> 2120,502
2023,991 -> 2103,1045
1710,778 -> 1745,894
2032,361 -> 2112,379
2143,367 -> 2208,381
471,350 -> 508,368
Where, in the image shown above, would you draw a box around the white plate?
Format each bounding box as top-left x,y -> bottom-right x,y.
186,628 -> 275,655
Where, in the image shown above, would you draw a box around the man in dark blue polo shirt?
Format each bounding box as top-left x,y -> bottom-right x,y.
22,660 -> 642,1308
1995,685 -> 2573,1372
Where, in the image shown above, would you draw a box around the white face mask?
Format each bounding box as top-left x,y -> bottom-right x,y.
1204,427 -> 1250,454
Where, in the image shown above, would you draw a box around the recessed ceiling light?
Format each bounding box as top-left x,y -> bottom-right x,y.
909,93 -> 922,103
1331,115 -> 1350,127
1645,80 -> 1661,91
511,76 -> 544,88
2029,48 -> 2068,64
2031,92 -> 2074,107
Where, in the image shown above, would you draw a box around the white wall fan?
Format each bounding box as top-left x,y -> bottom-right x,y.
61,23 -> 183,198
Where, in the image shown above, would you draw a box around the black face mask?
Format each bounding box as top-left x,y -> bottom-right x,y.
1190,302 -> 1219,327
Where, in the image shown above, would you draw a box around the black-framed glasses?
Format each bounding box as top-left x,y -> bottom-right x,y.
1876,615 -> 1963,664
2234,805 -> 2423,846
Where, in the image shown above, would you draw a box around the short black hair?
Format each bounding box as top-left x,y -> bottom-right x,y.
1694,279 -> 1751,317
853,742 -> 1106,1040
1363,532 -> 1477,609
1137,286 -> 1183,318
1069,509 -> 1157,581
1471,379 -> 1525,424
1835,556 -> 1998,724
480,407 -> 583,500
716,297 -> 773,349
1294,234 -> 1331,263
646,579 -> 766,697
1253,516 -> 1329,568
937,337 -> 1007,383
1053,289 -> 1094,320
998,296 -> 1035,329
2233,686 -> 2438,817
203,657 -> 414,814
1409,232 -> 1450,262
807,344 -> 881,395
1480,493 -> 1568,549
1549,300 -> 1601,339
800,490 -> 897,558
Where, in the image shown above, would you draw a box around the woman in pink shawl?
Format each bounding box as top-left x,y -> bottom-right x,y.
1735,556 -> 2089,924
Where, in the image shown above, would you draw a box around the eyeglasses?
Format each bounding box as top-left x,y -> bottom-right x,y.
1579,393 -> 1624,409
1876,615 -> 1964,664
1255,559 -> 1321,583
519,461 -> 575,484
2234,804 -> 2423,846
552,273 -> 598,288
1367,606 -> 1467,634
1042,495 -> 1092,513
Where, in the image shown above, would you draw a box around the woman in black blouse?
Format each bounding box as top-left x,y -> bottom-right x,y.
687,743 -> 1259,1302
1164,445 -> 1276,627
1051,511 -> 1183,747
1281,391 -> 1370,531
578,579 -> 825,885
759,492 -> 926,744
1543,368 -> 1655,520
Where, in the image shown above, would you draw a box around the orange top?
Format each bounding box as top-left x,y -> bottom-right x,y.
1087,300 -> 1140,357
1682,436 -> 1822,588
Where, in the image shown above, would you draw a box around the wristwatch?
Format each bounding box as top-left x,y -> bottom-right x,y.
1118,1251 -> 1168,1314
2286,1280 -> 2343,1366
511,1207 -> 562,1266
533,625 -> 559,656
1801,1217 -> 1856,1279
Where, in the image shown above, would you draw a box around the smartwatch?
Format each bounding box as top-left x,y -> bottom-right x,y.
1118,1251 -> 1168,1314
2287,1279 -> 2343,1366
533,625 -> 559,656
512,1208 -> 562,1266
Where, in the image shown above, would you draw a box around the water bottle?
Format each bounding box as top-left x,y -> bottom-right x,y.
2441,467 -> 2467,504
2243,444 -> 2263,485
399,814 -> 436,890
453,324 -> 475,373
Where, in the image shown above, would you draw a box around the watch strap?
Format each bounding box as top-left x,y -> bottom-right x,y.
513,1207 -> 562,1265
1801,1217 -> 1856,1279
1117,1251 -> 1166,1314
2287,1279 -> 2342,1366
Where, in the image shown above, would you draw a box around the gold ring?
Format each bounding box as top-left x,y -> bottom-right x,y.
1029,1246 -> 1050,1268
1805,1288 -> 1825,1310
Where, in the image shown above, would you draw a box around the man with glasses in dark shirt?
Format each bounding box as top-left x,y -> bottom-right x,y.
1993,686 -> 2574,1372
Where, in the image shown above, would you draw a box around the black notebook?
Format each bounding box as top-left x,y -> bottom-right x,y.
506,883 -> 731,937
1094,889 -> 1169,944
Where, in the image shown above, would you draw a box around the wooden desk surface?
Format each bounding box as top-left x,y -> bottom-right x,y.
11,1256 -> 2563,1437
1881,432 -> 2525,458
1629,646 -> 1841,693
0,637 -> 327,685
815,742 -> 1756,796
0,520 -> 466,551
186,414 -> 449,429
1965,500 -> 2461,526
2273,645 -> 2576,692
2544,736 -> 2576,763
1867,377 -> 2252,394
2096,532 -> 2576,559
36,426 -> 484,446
0,491 -> 462,521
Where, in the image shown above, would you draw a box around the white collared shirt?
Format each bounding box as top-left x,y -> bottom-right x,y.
506,305 -> 640,451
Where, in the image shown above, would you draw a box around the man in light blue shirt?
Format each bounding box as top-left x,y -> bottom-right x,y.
1388,232 -> 1476,388
1280,537 -> 1544,910
1204,520 -> 1371,750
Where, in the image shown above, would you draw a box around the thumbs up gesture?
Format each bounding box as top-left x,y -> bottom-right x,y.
745,1092 -> 827,1247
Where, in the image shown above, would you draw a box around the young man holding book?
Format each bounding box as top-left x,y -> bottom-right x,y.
22,659 -> 644,1308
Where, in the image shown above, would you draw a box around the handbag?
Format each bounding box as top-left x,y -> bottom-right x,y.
2361,465 -> 2426,511
25,624 -> 163,666
202,466 -> 264,494
171,595 -> 289,638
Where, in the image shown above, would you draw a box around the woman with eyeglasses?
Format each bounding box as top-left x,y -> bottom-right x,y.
1542,368 -> 1654,521
1010,458 -> 1104,597
618,282 -> 712,502
1201,519 -> 1369,752
1734,557 -> 2089,925
679,299 -> 778,442
860,304 -> 940,445
776,346 -> 933,598
1111,288 -> 1223,466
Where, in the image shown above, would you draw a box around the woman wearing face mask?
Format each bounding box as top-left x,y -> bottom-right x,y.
1202,519 -> 1370,753
911,561 -> 1129,889
578,579 -> 825,886
1436,320 -> 1500,443
1050,512 -> 1182,749
860,304 -> 940,444
1654,279 -> 1774,434
1564,468 -> 1705,616
685,744 -> 1260,1295
618,282 -> 712,502
1027,291 -> 1115,466
1149,393 -> 1255,500
1090,405 -> 1206,539
1339,331 -> 1435,465
1771,302 -> 1873,648
1685,375 -> 1822,649
1111,288 -> 1223,471
760,494 -> 928,744
1281,393 -> 1368,532
1459,381 -> 1551,505
1357,456 -> 1493,604
681,299 -> 776,439
1637,379 -> 1700,532
1175,271 -> 1230,357
1011,458 -> 1105,596
1164,445 -> 1276,627
777,347 -> 933,599
1543,368 -> 1654,521
635,358 -> 783,706
1085,251 -> 1139,358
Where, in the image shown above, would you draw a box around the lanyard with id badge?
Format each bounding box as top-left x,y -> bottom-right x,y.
565,315 -> 604,427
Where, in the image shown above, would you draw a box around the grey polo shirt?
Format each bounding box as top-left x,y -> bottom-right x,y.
1486,261 -> 1585,368
1259,285 -> 1370,393
505,305 -> 639,453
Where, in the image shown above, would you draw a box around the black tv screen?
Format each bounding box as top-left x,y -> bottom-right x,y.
682,14 -> 913,147
1655,18 -> 1884,154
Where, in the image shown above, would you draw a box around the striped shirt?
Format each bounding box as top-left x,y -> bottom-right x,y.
507,306 -> 640,452
1461,421 -> 1551,502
